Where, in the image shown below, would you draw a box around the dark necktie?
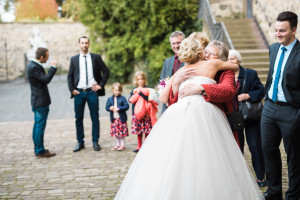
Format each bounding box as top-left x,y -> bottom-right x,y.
272,47 -> 287,102
172,55 -> 181,74
84,55 -> 88,86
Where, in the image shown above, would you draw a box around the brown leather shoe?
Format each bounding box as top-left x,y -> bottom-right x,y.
35,150 -> 56,158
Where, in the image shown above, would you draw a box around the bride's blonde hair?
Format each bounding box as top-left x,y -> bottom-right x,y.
178,38 -> 204,64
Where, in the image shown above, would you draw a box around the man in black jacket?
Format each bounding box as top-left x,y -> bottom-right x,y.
67,36 -> 110,152
26,47 -> 57,158
262,11 -> 300,200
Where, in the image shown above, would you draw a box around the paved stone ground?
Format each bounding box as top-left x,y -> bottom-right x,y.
0,75 -> 288,199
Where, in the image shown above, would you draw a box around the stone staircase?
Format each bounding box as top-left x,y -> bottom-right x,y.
221,18 -> 270,84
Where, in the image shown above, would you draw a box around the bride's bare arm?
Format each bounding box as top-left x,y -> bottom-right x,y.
210,59 -> 239,72
159,76 -> 175,104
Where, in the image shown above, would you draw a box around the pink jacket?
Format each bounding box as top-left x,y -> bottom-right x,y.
129,88 -> 158,126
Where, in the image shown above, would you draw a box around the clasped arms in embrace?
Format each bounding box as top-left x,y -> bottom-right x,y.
159,37 -> 238,105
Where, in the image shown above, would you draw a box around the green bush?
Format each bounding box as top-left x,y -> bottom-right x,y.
79,0 -> 201,86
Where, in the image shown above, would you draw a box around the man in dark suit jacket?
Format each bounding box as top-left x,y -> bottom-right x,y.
261,11 -> 300,200
67,36 -> 110,152
26,47 -> 57,158
160,31 -> 185,113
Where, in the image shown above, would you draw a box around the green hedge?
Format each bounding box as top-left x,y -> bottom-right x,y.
79,0 -> 201,86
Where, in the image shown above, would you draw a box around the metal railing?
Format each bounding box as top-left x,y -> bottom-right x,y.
198,0 -> 235,49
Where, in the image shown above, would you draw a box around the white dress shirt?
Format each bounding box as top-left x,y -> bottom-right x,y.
268,38 -> 297,102
77,53 -> 97,89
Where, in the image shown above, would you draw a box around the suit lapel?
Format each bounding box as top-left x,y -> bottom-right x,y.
90,53 -> 96,77
283,40 -> 300,75
269,43 -> 281,75
179,62 -> 185,68
168,55 -> 175,76
237,66 -> 245,94
74,54 -> 80,84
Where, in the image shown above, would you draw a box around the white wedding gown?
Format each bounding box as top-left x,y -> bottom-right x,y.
114,76 -> 263,200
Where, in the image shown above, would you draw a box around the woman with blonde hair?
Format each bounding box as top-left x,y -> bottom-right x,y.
115,38 -> 263,200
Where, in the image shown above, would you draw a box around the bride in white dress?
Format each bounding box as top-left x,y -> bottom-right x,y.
114,38 -> 263,200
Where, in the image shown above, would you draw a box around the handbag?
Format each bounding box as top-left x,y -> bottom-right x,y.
239,100 -> 263,120
226,112 -> 245,131
238,69 -> 263,120
223,103 -> 244,131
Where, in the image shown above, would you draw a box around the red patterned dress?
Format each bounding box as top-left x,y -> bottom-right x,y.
106,95 -> 129,138
131,115 -> 152,135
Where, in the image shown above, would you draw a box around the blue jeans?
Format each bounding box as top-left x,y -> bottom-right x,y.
74,91 -> 99,144
32,106 -> 49,154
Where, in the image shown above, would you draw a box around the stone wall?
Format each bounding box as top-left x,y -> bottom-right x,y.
0,22 -> 88,82
209,0 -> 244,18
253,0 -> 300,44
207,0 -> 300,44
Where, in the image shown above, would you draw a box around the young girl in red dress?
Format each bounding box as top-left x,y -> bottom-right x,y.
106,82 -> 129,151
129,71 -> 157,153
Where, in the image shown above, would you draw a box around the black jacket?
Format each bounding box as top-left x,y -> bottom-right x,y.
67,53 -> 110,98
265,40 -> 300,106
26,60 -> 57,108
238,65 -> 264,103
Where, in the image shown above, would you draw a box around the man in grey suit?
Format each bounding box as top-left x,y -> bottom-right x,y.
261,11 -> 300,200
160,31 -> 185,113
26,47 -> 57,158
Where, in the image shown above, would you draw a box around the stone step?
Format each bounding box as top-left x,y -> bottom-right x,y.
231,40 -> 263,45
242,56 -> 269,62
225,24 -> 253,29
242,66 -> 269,72
235,46 -> 261,50
242,62 -> 269,67
234,43 -> 263,47
239,49 -> 269,53
234,43 -> 266,49
232,38 -> 262,42
222,18 -> 253,23
227,29 -> 255,34
229,32 -> 256,37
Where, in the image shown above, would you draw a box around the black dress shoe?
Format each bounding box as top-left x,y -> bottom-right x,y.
263,191 -> 283,200
257,180 -> 267,187
93,142 -> 101,151
73,143 -> 85,152
35,150 -> 56,158
132,148 -> 139,153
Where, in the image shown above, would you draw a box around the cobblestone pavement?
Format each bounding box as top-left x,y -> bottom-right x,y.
0,76 -> 288,199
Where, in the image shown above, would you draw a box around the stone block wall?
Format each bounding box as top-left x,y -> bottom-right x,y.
253,0 -> 300,44
209,0 -> 244,18
0,22 -> 88,81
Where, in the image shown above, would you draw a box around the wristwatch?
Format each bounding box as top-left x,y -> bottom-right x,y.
201,89 -> 205,95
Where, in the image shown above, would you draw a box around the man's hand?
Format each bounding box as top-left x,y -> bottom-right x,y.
179,83 -> 204,99
72,90 -> 80,96
109,106 -> 114,111
92,84 -> 102,92
238,93 -> 250,101
50,60 -> 57,67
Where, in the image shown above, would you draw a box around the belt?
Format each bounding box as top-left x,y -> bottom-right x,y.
268,99 -> 291,106
78,88 -> 92,92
